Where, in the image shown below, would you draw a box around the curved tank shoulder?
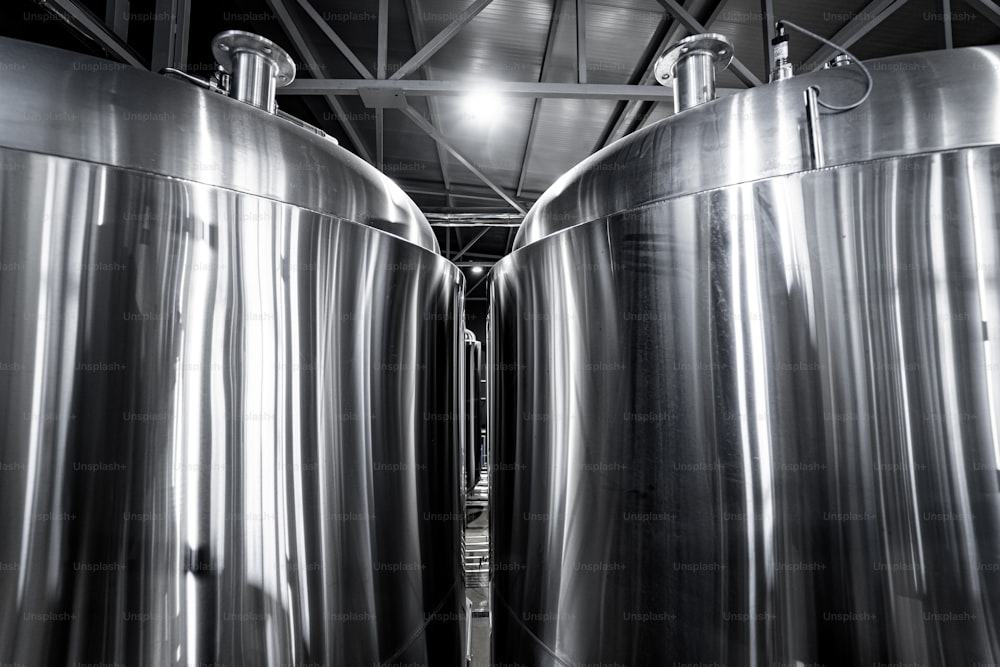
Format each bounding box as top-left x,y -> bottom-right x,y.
513,44 -> 1000,250
0,36 -> 438,253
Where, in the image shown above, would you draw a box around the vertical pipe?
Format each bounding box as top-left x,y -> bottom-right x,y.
672,51 -> 716,112
576,0 -> 587,84
759,0 -> 775,79
804,85 -> 824,168
941,0 -> 954,48
654,33 -> 734,113
211,31 -> 295,114
230,50 -> 278,111
376,108 -> 384,171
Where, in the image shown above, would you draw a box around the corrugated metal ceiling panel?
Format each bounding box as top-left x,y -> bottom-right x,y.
521,97 -> 618,193
408,0 -> 550,196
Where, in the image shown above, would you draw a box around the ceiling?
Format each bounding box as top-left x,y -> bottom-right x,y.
4,0 -> 1000,316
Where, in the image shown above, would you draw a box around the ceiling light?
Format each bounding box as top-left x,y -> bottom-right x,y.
470,265 -> 484,275
462,89 -> 502,123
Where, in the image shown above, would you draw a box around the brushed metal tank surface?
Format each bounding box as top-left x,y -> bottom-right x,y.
0,150 -> 465,665
490,147 -> 1000,665
0,36 -> 437,252
514,45 -> 1000,249
0,36 -> 465,665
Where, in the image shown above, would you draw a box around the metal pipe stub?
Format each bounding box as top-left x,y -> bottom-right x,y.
654,33 -> 734,113
212,30 -> 295,113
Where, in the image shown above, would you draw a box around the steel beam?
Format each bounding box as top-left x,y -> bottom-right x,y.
105,0 -> 129,41
466,271 -> 490,296
267,0 -> 373,162
799,0 -> 910,70
452,227 -> 491,261
576,0 -> 587,84
397,184 -> 517,203
399,105 -> 527,214
151,0 -> 190,71
377,0 -> 388,169
378,0 -> 388,78
427,213 -> 524,223
392,0 -> 494,80
597,14 -> 669,149
964,0 -> 1000,29
452,251 -> 513,258
296,0 -> 375,79
939,0 -> 954,48
515,102 -> 541,196
41,0 -> 145,68
760,0 -> 775,76
282,79 -> 706,100
404,0 -> 454,207
174,0 -> 190,68
517,0 -> 567,196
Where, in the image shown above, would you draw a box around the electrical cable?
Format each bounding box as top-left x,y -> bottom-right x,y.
779,19 -> 873,112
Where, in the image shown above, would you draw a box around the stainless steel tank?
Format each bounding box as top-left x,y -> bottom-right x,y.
489,43 -> 1000,665
0,34 -> 464,666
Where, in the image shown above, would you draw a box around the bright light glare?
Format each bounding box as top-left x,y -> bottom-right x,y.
470,265 -> 484,275
463,90 -> 502,123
